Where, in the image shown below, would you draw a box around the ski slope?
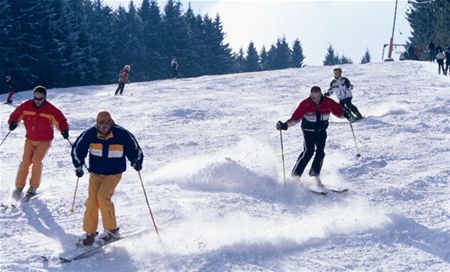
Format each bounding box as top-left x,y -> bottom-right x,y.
1,61 -> 449,271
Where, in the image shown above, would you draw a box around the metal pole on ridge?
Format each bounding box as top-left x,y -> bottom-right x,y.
279,130 -> 287,186
349,120 -> 361,157
138,171 -> 160,237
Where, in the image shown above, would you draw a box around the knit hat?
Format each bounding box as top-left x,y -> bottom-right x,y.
96,111 -> 114,124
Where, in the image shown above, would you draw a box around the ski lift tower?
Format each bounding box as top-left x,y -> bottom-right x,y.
384,0 -> 399,61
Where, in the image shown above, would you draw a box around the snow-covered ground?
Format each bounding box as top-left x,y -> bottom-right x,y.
1,61 -> 449,271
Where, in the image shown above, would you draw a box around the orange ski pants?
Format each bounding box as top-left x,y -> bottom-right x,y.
15,139 -> 51,190
83,173 -> 122,234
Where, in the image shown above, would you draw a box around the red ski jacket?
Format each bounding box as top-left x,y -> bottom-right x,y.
119,69 -> 129,83
9,100 -> 69,141
288,96 -> 344,132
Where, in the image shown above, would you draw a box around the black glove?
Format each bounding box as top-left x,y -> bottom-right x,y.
324,92 -> 330,97
75,167 -> 84,177
61,130 -> 69,139
9,121 -> 17,131
276,121 -> 288,131
133,162 -> 142,171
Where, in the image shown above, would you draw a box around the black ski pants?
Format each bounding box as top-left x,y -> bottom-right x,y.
437,60 -> 445,75
115,82 -> 125,95
340,97 -> 362,118
291,129 -> 327,177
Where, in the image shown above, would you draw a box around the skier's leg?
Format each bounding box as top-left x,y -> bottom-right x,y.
119,83 -> 125,95
97,174 -> 121,231
340,99 -> 356,118
346,97 -> 363,118
309,130 -> 327,176
29,141 -> 51,189
6,91 -> 13,103
291,131 -> 315,177
83,174 -> 103,234
114,83 -> 122,95
15,140 -> 34,190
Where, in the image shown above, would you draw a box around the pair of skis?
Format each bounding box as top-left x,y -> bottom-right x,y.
308,185 -> 349,196
1,192 -> 41,209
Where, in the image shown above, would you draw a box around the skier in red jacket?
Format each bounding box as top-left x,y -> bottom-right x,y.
114,65 -> 130,95
8,86 -> 69,201
276,86 -> 350,188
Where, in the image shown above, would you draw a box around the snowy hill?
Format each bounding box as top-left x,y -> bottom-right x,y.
1,61 -> 449,271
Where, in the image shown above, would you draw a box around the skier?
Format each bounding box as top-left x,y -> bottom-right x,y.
171,56 -> 179,78
5,76 -> 16,104
325,67 -> 363,121
8,86 -> 69,200
71,111 -> 143,246
427,41 -> 436,62
276,86 -> 351,188
114,65 -> 130,95
436,49 -> 446,75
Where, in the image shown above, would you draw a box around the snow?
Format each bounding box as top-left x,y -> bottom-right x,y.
1,60 -> 450,271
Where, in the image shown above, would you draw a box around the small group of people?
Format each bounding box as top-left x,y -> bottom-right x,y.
276,68 -> 362,188
435,47 -> 450,76
113,57 -> 180,96
7,85 -> 143,246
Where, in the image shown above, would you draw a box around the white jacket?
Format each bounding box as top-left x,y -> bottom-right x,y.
328,76 -> 353,100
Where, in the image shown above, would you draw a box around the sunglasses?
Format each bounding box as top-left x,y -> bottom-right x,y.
33,96 -> 45,101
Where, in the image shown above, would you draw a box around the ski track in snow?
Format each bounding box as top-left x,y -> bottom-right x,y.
1,61 -> 449,271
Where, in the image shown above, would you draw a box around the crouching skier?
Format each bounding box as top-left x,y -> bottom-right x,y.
276,86 -> 351,188
71,111 -> 143,246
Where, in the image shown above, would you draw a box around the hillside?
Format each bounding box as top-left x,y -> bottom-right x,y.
1,61 -> 449,271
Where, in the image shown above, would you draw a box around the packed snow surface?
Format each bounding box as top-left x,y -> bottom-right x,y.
1,61 -> 449,271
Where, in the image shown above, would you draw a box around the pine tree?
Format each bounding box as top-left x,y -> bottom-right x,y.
235,48 -> 245,73
274,37 -> 290,69
259,46 -> 268,71
360,48 -> 371,64
340,55 -> 353,64
290,39 -> 305,68
245,41 -> 259,72
266,45 -> 277,70
323,44 -> 340,66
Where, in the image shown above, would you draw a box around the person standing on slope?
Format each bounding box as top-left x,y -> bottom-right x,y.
5,76 -> 16,104
276,86 -> 351,188
71,111 -> 143,246
325,67 -> 363,121
171,56 -> 179,78
114,65 -> 130,95
436,49 -> 446,75
8,85 -> 69,201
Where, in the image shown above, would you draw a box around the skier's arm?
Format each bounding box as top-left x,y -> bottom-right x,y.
329,99 -> 345,118
8,103 -> 24,124
71,129 -> 92,168
123,130 -> 144,170
344,78 -> 353,90
286,101 -> 306,127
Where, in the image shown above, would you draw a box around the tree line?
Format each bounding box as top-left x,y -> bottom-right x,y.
0,0 -> 306,93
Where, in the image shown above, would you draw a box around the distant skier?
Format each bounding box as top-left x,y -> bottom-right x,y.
114,65 -> 130,95
8,86 -> 69,201
445,47 -> 450,75
71,111 -> 143,246
276,86 -> 351,188
436,49 -> 446,75
324,67 -> 363,121
171,56 -> 179,78
426,41 -> 435,62
5,76 -> 16,104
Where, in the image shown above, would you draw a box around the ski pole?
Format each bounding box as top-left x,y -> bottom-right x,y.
138,171 -> 160,237
0,131 -> 11,147
279,130 -> 287,186
349,120 -> 361,157
70,177 -> 80,213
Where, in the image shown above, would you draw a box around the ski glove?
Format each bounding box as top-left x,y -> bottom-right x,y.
324,92 -> 330,97
75,167 -> 84,178
133,162 -> 142,171
9,121 -> 17,131
61,130 -> 69,139
276,121 -> 288,131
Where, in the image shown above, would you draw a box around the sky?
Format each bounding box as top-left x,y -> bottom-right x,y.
103,0 -> 413,66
